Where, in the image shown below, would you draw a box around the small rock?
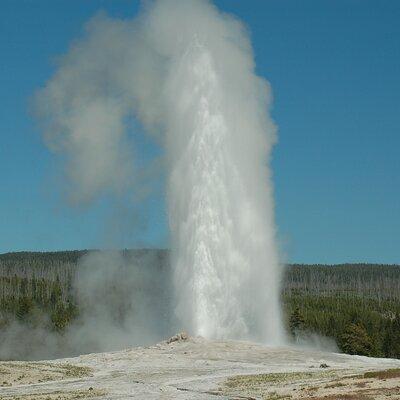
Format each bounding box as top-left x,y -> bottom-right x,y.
167,332 -> 189,344
320,363 -> 329,368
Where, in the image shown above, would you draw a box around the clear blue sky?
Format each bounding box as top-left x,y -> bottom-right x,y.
0,0 -> 399,264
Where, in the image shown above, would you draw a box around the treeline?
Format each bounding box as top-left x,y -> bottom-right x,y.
284,294 -> 400,358
282,263 -> 400,358
284,263 -> 400,300
0,250 -> 161,334
0,250 -> 399,359
0,250 -> 83,333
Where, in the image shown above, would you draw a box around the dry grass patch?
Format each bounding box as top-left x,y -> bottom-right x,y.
324,382 -> 346,389
263,393 -> 292,400
362,368 -> 400,380
224,371 -> 315,389
0,388 -> 106,400
220,371 -> 329,400
308,395 -> 370,400
55,364 -> 92,379
0,362 -> 92,387
354,381 -> 368,388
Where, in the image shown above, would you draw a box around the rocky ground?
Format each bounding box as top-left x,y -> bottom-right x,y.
0,334 -> 400,399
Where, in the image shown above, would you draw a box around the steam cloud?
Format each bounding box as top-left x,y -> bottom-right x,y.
34,0 -> 284,348
0,251 -> 173,360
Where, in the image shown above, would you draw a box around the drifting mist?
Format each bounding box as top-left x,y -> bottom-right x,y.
33,0 -> 284,348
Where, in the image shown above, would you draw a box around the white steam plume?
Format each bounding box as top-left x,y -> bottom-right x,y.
36,0 -> 284,344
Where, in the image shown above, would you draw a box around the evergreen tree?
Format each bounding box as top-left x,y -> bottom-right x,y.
289,307 -> 305,335
51,301 -> 69,332
15,296 -> 33,321
340,323 -> 373,356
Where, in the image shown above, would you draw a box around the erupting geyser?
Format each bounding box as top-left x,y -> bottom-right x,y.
166,43 -> 282,342
36,0 -> 284,344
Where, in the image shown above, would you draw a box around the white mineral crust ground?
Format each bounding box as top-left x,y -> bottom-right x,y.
1,336 -> 400,399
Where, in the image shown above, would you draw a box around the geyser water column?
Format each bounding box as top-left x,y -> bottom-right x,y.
36,0 -> 284,345
167,45 -> 246,339
164,39 -> 283,343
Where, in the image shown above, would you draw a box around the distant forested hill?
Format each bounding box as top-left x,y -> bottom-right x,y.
282,263 -> 400,359
284,263 -> 400,299
2,250 -> 399,298
0,250 -> 399,359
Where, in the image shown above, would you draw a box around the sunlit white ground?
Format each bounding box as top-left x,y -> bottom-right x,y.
1,336 -> 400,399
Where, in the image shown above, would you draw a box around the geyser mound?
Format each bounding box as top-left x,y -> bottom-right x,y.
35,0 -> 284,345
